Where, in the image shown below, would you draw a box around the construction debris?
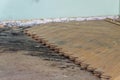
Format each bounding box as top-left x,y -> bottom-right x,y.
0,16 -> 118,27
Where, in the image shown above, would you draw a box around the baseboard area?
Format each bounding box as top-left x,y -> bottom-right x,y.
0,15 -> 119,27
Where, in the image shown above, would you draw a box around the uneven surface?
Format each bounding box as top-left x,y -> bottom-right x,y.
0,27 -> 100,80
26,20 -> 120,80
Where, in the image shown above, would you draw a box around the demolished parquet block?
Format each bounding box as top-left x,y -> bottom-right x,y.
24,20 -> 120,80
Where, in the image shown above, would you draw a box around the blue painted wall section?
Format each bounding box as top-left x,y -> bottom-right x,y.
0,0 -> 119,20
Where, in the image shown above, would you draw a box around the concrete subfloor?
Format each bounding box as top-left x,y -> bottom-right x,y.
0,27 -> 100,80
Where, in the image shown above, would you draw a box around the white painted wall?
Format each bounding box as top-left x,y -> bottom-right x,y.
0,0 -> 119,20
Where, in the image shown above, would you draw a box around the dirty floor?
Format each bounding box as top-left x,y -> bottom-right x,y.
0,27 -> 100,80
